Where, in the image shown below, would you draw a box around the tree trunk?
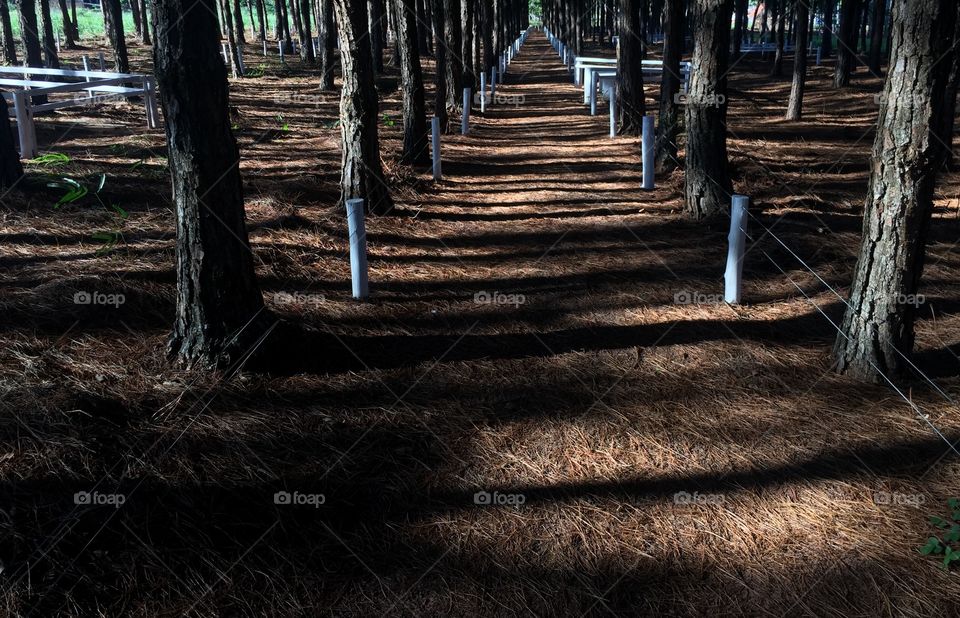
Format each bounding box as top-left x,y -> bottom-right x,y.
684,0 -> 734,220
368,0 -> 385,72
0,93 -> 23,188
220,0 -> 243,77
140,0 -> 152,44
481,0 -> 493,76
785,0 -> 810,119
833,0 -> 857,86
732,0 -> 746,54
432,0 -> 448,127
39,0 -> 60,68
655,0 -> 683,172
821,0 -> 835,57
617,0 -> 646,134
56,0 -> 76,48
461,0 -> 475,91
153,0 -> 270,369
299,0 -> 315,62
834,0 -> 959,381
319,0 -> 336,88
442,0 -> 463,115
103,0 -> 130,73
771,0 -> 786,76
131,0 -> 143,40
334,0 -> 394,213
0,0 -> 18,64
17,0 -> 47,104
233,0 -> 247,43
867,0 -> 886,74
396,0 -> 428,163
256,0 -> 267,40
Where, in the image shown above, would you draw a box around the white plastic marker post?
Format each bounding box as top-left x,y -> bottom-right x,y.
480,71 -> 486,113
263,40 -> 268,56
431,116 -> 442,180
56,33 -> 60,53
608,85 -> 617,138
82,56 -> 91,84
345,198 -> 369,300
589,70 -> 597,114
490,66 -> 497,100
641,115 -> 655,189
462,88 -> 471,134
279,42 -> 285,62
724,195 -> 750,304
222,43 -> 229,62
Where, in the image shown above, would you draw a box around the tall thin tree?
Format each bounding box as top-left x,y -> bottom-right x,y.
396,0 -> 429,163
684,0 -> 735,219
334,0 -> 394,213
617,0 -> 647,134
834,0 -> 959,380
654,0 -> 683,171
786,0 -> 810,120
153,0 -> 270,368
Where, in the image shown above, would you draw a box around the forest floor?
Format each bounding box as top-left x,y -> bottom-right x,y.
2,31 -> 960,616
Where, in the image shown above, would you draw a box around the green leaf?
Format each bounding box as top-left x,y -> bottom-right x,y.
96,173 -> 107,193
930,516 -> 950,529
110,203 -> 128,219
30,152 -> 70,166
921,537 -> 943,555
948,498 -> 959,510
944,525 -> 960,544
943,547 -> 960,569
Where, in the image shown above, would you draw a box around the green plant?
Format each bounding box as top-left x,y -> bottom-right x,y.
246,64 -> 267,78
276,114 -> 290,132
29,152 -> 71,167
920,498 -> 960,569
47,174 -> 128,255
381,114 -> 396,127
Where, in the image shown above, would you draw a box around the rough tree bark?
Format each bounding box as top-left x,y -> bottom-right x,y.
140,0 -> 152,44
833,0 -> 857,87
0,0 -> 18,64
833,0 -> 959,381
432,0 -> 448,128
299,0 -> 315,62
154,0 -> 270,369
867,0 -> 886,74
442,0 -> 463,115
654,0 -> 683,171
334,0 -> 394,213
56,0 -> 76,49
0,93 -> 23,188
17,0 -> 47,104
396,0 -> 428,163
684,0 -> 734,220
786,0 -> 810,120
821,0 -> 835,57
38,0 -> 59,68
318,0 -> 336,88
771,0 -> 786,76
368,0 -> 385,72
617,0 -> 646,135
103,0 -> 130,73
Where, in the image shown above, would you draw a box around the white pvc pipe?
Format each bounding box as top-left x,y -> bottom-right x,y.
589,70 -> 597,114
263,40 -> 268,56
641,115 -> 655,190
431,116 -> 441,180
608,86 -> 616,138
279,42 -> 284,62
345,198 -> 369,299
724,195 -> 749,304
462,87 -> 470,134
480,72 -> 486,113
